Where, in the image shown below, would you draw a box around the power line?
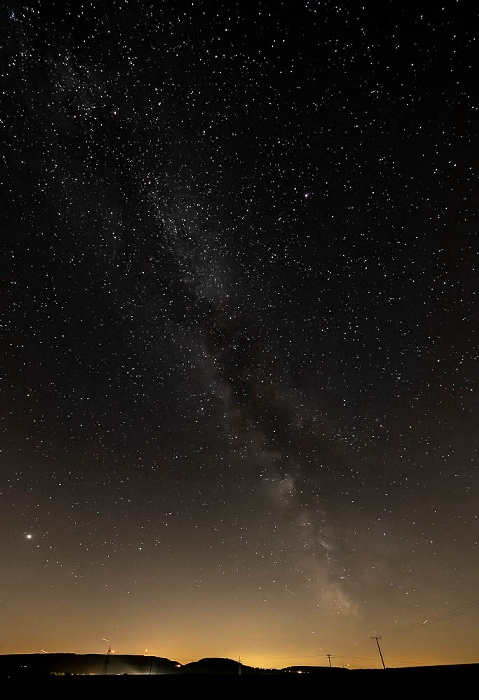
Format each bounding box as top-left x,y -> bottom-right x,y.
239,652 -> 431,668
397,598 -> 479,633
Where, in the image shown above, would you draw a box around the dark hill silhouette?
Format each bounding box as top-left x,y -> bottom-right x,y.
0,652 -> 477,688
180,657 -> 245,674
0,652 -> 180,677
179,657 -> 280,674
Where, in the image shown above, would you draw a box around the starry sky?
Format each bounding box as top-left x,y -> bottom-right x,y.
1,0 -> 478,669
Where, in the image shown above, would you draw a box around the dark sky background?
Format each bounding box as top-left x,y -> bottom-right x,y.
1,0 -> 478,668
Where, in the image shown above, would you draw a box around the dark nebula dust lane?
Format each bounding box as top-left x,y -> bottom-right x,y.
1,1 -> 478,668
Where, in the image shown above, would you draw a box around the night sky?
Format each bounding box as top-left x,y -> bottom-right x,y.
1,0 -> 478,669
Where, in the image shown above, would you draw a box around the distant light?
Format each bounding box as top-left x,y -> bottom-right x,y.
25,534 -> 33,540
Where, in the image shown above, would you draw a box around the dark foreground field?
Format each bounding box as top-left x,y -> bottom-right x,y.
2,667 -> 477,700
1,654 -> 476,695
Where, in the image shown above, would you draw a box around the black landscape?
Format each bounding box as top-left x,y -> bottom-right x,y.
1,653 -> 477,690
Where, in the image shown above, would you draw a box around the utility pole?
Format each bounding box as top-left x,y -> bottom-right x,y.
326,654 -> 332,667
371,636 -> 386,669
102,645 -> 112,675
